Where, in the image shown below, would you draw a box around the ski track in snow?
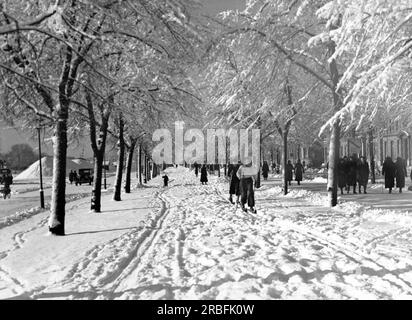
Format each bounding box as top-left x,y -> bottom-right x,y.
4,169 -> 412,299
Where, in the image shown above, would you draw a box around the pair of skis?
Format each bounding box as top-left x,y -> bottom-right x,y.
229,197 -> 257,214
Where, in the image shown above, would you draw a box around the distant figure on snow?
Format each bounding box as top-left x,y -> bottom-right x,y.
194,162 -> 199,178
228,161 -> 241,204
395,157 -> 407,193
262,161 -> 269,181
346,154 -> 358,194
356,156 -> 370,194
285,160 -> 294,186
337,158 -> 347,195
162,174 -> 169,187
69,170 -> 75,184
294,159 -> 304,185
382,156 -> 396,193
200,164 -> 208,185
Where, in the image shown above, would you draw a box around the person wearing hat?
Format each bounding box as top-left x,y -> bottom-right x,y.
236,158 -> 258,213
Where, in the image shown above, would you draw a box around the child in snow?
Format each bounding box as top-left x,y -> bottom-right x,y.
162,174 -> 169,187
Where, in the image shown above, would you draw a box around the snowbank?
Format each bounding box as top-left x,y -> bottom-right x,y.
163,166 -> 190,174
15,156 -> 93,180
310,177 -> 328,183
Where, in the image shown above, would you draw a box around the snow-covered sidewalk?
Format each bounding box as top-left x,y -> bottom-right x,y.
2,167 -> 412,299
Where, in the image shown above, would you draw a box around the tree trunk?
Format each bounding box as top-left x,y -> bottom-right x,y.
48,110 -> 68,236
124,140 -> 136,193
326,36 -> 342,207
91,152 -> 103,212
369,129 -> 376,184
283,131 -> 288,195
113,115 -> 125,201
138,145 -> 142,185
144,153 -> 147,183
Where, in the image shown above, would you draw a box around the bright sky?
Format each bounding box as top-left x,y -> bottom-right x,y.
202,0 -> 245,15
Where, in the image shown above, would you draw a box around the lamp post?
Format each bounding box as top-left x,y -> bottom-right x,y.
36,121 -> 45,209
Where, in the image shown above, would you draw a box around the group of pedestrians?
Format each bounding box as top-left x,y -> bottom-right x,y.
382,156 -> 407,193
285,159 -> 305,185
337,155 -> 370,194
337,154 -> 408,194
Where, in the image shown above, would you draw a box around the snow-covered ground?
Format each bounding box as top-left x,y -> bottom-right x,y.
2,167 -> 412,299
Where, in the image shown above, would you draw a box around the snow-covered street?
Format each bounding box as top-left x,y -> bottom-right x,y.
2,167 -> 412,300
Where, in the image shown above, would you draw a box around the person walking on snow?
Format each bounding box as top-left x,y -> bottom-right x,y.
228,161 -> 241,204
262,161 -> 269,181
337,158 -> 347,195
236,160 -> 258,213
162,174 -> 169,187
382,156 -> 396,193
285,160 -> 294,186
69,170 -> 74,184
346,155 -> 358,194
356,156 -> 370,194
200,164 -> 208,185
194,162 -> 199,178
294,159 -> 304,185
395,157 -> 407,193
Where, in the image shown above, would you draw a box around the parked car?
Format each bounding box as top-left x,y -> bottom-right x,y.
75,168 -> 93,185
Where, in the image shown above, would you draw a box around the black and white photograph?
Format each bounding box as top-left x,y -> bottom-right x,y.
1,0 -> 412,305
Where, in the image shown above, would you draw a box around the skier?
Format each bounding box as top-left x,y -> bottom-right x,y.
285,160 -> 294,186
228,161 -> 241,204
394,157 -> 407,193
236,159 -> 258,213
382,156 -> 396,193
162,174 -> 169,187
262,161 -> 269,181
200,164 -> 208,185
356,156 -> 370,194
294,159 -> 304,185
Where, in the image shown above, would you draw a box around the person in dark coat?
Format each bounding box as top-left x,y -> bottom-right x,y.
162,174 -> 169,187
346,155 -> 358,194
73,170 -> 79,186
337,158 -> 347,195
395,157 -> 407,193
285,160 -> 294,186
294,159 -> 304,185
356,156 -> 370,194
194,162 -> 199,178
200,164 -> 208,185
382,156 -> 396,193
69,170 -> 74,184
262,161 -> 269,180
228,161 -> 241,204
